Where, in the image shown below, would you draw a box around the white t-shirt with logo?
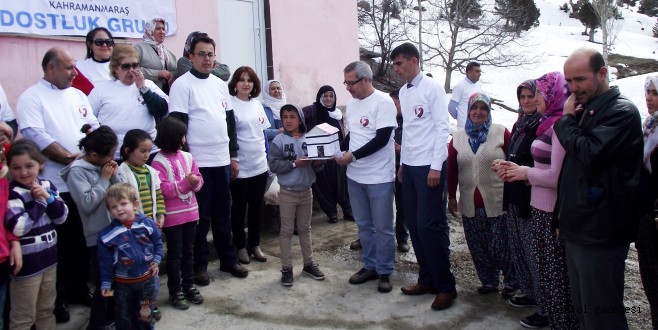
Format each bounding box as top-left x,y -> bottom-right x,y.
345,90 -> 397,184
17,79 -> 99,191
232,96 -> 270,178
76,58 -> 112,86
451,77 -> 482,128
399,74 -> 450,170
89,79 -> 167,159
169,72 -> 234,167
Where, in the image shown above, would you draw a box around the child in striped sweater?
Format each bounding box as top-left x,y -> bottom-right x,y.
5,139 -> 68,329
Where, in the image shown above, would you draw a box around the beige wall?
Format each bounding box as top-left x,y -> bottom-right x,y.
268,0 -> 359,107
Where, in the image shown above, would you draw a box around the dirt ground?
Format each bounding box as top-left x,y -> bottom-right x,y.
59,211 -> 652,329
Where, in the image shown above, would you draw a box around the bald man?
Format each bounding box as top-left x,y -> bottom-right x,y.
553,48 -> 642,330
16,47 -> 100,323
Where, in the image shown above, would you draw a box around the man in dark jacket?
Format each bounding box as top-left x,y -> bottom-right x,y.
554,48 -> 642,330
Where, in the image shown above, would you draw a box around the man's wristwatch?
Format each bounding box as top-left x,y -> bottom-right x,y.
351,153 -> 357,163
138,86 -> 149,94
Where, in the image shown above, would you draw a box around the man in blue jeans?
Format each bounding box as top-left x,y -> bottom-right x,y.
391,42 -> 457,310
336,61 -> 397,293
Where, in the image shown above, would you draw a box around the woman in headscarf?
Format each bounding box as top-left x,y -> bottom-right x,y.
498,72 -> 578,329
501,80 -> 542,310
637,75 -> 658,329
447,92 -> 515,298
302,86 -> 353,223
134,18 -> 177,93
262,80 -> 286,148
176,31 -> 230,81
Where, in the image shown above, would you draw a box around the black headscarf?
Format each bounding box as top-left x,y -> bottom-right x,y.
313,85 -> 337,125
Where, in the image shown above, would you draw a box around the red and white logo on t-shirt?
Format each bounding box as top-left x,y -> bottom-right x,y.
220,99 -> 228,110
258,115 -> 265,125
78,106 -> 88,118
414,105 -> 424,118
360,116 -> 369,127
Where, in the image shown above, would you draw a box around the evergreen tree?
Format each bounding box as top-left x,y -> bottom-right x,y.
639,0 -> 658,16
653,19 -> 658,37
577,0 -> 600,41
450,0 -> 483,28
495,0 -> 541,31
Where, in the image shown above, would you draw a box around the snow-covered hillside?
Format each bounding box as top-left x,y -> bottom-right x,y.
423,0 -> 658,129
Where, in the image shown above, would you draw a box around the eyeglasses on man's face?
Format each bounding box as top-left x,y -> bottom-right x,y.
343,78 -> 364,86
193,52 -> 216,59
94,39 -> 115,47
120,63 -> 140,71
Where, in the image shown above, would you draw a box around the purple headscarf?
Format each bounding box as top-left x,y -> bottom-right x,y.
535,72 -> 568,137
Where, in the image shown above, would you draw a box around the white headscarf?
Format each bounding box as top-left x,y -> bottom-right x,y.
143,18 -> 168,67
263,80 -> 287,120
643,75 -> 658,172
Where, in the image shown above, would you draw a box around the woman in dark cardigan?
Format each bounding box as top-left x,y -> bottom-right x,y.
302,85 -> 353,223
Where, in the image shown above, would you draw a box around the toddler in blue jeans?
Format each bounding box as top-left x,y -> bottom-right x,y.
97,183 -> 163,329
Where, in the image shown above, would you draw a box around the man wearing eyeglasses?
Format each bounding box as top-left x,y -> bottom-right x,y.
336,61 -> 397,293
390,42 -> 457,311
168,36 -> 248,285
16,47 -> 100,322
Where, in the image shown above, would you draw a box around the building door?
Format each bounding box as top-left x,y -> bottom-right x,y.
215,0 -> 267,83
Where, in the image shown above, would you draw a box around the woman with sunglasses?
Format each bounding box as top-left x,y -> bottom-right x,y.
134,18 -> 177,94
176,31 -> 230,81
72,27 -> 115,95
88,45 -> 169,163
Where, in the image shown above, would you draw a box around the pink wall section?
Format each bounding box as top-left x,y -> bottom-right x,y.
0,0 -> 358,111
268,0 -> 359,107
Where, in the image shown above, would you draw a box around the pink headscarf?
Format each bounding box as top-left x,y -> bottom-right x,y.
535,72 -> 568,137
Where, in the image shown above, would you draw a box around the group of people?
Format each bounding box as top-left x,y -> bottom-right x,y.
0,22 -> 654,330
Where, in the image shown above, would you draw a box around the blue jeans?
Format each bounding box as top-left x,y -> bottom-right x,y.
402,163 -> 456,293
347,178 -> 395,275
194,166 -> 237,271
114,276 -> 156,330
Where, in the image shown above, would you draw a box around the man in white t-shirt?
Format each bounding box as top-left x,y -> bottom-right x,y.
0,83 -> 17,137
336,61 -> 397,293
168,35 -> 248,284
17,47 -> 100,321
448,62 -> 482,128
391,42 -> 457,310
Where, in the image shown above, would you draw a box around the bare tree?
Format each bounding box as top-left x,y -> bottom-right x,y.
590,0 -> 624,75
358,0 -> 411,77
417,0 -> 540,92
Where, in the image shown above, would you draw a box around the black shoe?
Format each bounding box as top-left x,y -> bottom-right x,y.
220,263 -> 249,278
184,287 -> 204,304
302,262 -> 325,280
194,270 -> 210,286
378,275 -> 392,293
152,306 -> 162,322
520,312 -> 549,329
281,267 -> 293,287
349,268 -> 379,284
477,285 -> 498,294
397,241 -> 410,253
328,216 -> 338,223
343,213 -> 355,221
509,296 -> 538,308
169,291 -> 190,310
53,302 -> 70,323
349,238 -> 362,250
501,286 -> 516,299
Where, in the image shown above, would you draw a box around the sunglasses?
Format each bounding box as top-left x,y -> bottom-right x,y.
120,63 -> 140,71
94,38 -> 115,47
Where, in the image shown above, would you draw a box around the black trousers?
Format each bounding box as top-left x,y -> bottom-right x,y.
312,161 -> 351,218
230,171 -> 268,249
163,221 -> 197,295
56,193 -> 91,305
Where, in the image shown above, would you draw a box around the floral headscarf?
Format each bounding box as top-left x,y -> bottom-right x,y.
183,31 -> 208,58
143,18 -> 168,66
514,80 -> 541,133
643,76 -> 658,172
465,92 -> 492,153
535,72 -> 568,137
263,80 -> 287,120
